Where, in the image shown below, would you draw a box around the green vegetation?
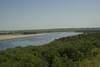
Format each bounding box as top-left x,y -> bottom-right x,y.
0,31 -> 38,35
0,32 -> 100,67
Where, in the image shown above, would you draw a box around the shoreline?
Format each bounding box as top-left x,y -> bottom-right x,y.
0,33 -> 46,40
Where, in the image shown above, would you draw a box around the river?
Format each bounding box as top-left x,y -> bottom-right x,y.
0,32 -> 81,50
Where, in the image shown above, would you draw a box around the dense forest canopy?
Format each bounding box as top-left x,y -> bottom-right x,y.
0,32 -> 100,67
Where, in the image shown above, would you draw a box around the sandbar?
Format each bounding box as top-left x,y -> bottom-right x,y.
0,33 -> 45,40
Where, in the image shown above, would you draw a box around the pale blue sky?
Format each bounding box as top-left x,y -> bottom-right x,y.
0,0 -> 100,30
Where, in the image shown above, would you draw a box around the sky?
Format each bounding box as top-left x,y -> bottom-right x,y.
0,0 -> 100,30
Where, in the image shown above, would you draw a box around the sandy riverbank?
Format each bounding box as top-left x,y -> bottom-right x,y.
0,33 -> 46,40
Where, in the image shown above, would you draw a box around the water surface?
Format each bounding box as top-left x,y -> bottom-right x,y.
0,32 -> 81,50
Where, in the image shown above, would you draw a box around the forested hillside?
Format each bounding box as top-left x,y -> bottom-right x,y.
0,32 -> 100,67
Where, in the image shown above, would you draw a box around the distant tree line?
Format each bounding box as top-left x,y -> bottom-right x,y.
0,31 -> 38,35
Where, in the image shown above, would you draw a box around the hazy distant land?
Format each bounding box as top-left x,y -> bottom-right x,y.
0,28 -> 100,34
